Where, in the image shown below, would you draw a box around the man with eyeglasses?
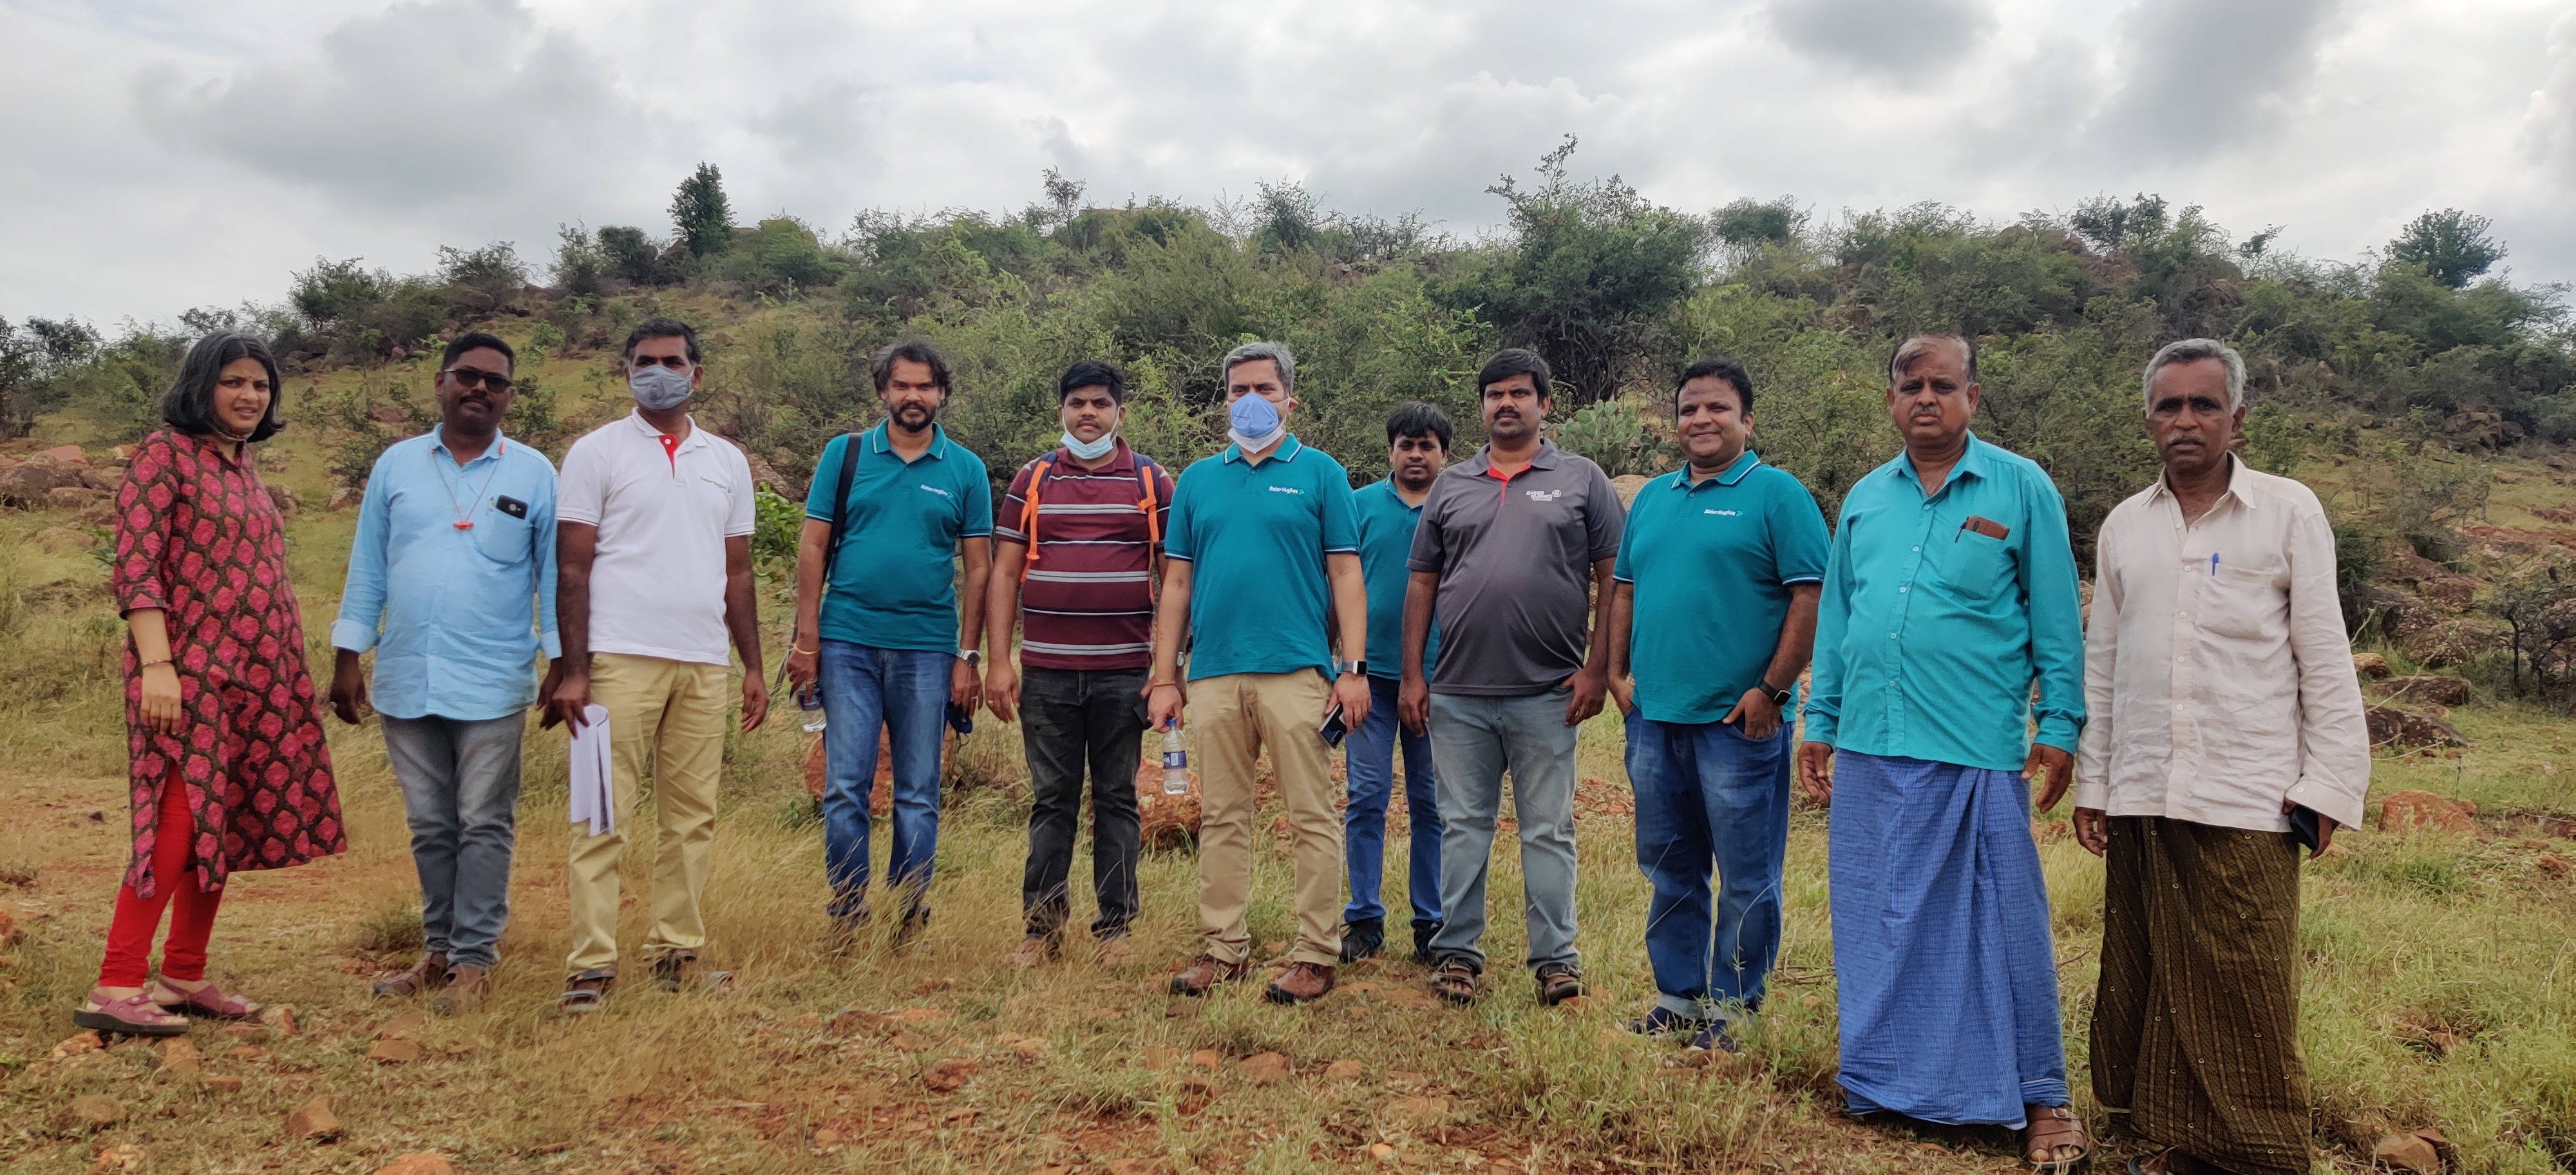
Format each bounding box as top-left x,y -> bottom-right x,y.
331,331 -> 558,1015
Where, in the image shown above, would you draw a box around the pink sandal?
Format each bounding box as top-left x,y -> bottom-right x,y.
154,978 -> 260,1020
75,988 -> 190,1037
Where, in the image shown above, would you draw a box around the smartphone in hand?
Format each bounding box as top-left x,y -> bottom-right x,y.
1318,702 -> 1350,749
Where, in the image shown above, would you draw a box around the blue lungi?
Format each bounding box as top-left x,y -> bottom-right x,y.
1828,750 -> 2069,1127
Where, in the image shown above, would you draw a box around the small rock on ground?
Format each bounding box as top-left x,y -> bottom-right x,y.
285,1094 -> 341,1140
372,1154 -> 455,1175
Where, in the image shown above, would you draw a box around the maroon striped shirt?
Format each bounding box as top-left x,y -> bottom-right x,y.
996,442 -> 1175,671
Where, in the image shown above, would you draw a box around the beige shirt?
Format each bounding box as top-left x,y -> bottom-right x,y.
2073,457 -> 2370,832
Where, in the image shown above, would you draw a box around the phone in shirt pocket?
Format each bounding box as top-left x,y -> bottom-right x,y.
1945,515 -> 2017,598
473,495 -> 536,563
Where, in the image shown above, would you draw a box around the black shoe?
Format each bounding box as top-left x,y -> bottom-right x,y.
1410,920 -> 1441,963
894,907 -> 931,950
1338,917 -> 1385,963
1627,1006 -> 1704,1037
1688,1019 -> 1739,1053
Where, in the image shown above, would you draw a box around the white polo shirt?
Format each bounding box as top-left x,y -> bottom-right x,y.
557,412 -> 757,665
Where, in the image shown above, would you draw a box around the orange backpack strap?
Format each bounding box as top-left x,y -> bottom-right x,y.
1017,455 -> 1055,582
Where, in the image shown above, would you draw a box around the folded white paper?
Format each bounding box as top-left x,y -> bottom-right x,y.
568,704 -> 614,837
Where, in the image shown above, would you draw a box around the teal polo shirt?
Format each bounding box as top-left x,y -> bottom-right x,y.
1164,435 -> 1359,680
1353,479 -> 1436,680
1804,432 -> 2085,771
804,423 -> 993,652
1613,451 -> 1829,725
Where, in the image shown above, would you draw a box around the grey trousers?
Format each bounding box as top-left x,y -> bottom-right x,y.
1425,687 -> 1582,975
381,712 -> 526,968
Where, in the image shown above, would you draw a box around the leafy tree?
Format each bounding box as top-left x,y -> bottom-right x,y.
439,242 -> 527,313
597,225 -> 680,286
552,225 -> 607,296
1712,197 -> 1804,248
672,162 -> 735,257
1443,137 -> 1710,402
2390,209 -> 2505,289
290,257 -> 389,327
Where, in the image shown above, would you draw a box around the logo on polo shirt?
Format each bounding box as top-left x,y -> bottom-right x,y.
1705,508 -> 1741,516
1525,489 -> 1562,502
920,484 -> 952,497
1267,485 -> 1303,495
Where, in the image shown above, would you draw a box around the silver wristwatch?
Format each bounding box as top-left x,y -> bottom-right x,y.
958,648 -> 983,668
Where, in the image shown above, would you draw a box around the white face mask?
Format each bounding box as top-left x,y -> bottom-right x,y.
1060,430 -> 1117,461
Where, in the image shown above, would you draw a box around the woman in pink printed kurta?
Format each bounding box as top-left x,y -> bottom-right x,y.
75,331 -> 345,1037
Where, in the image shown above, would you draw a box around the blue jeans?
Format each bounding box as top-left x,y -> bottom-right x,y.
819,640 -> 951,921
380,713 -> 525,968
1344,675 -> 1442,926
1426,687 -> 1580,975
1624,710 -> 1792,1020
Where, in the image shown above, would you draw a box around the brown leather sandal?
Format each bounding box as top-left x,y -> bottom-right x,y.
374,951 -> 450,999
560,968 -> 614,1014
2023,1104 -> 2091,1172
1432,959 -> 1477,1005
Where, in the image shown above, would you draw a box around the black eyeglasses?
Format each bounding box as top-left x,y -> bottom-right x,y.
441,367 -> 515,392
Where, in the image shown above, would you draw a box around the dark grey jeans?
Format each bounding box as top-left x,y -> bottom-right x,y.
1019,666 -> 1147,939
381,712 -> 526,968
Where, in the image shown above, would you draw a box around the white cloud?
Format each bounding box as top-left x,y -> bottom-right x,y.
3,0 -> 2573,324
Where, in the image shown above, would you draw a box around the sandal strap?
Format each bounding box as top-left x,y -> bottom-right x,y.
165,980 -> 257,1017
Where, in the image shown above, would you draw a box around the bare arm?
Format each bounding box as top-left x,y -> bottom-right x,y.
1397,569 -> 1440,734
540,521 -> 598,729
1562,556 -> 1616,725
1145,559 -> 1195,729
1606,581 -> 1635,714
1325,550 -> 1372,725
782,519 -> 831,697
1721,582 -> 1820,740
952,537 -> 992,711
128,607 -> 183,735
723,533 -> 768,732
983,539 -> 1028,723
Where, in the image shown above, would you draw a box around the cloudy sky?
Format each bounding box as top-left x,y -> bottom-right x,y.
6,0 -> 2575,326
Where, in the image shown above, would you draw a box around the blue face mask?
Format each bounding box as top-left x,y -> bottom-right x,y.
1060,429 -> 1117,461
629,365 -> 694,411
1227,393 -> 1285,451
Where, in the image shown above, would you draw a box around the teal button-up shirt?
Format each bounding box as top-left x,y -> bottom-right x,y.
1804,433 -> 2084,770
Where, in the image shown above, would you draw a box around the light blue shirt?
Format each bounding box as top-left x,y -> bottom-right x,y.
332,428 -> 561,721
1804,433 -> 2084,770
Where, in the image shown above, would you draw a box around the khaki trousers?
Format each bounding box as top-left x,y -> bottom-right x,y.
565,652 -> 729,975
1191,670 -> 1342,967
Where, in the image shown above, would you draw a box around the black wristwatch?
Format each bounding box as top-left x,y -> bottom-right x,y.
1759,680 -> 1794,708
1335,658 -> 1367,678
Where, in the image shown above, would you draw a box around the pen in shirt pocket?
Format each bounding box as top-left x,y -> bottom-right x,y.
2210,552 -> 2219,575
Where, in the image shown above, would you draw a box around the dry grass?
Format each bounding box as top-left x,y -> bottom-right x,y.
2,423 -> 2575,1172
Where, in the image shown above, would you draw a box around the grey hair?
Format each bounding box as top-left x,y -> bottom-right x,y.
2141,338 -> 2246,412
1888,333 -> 1976,386
1220,341 -> 1296,397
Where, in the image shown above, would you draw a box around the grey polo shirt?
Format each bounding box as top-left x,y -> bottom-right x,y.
1407,440 -> 1624,695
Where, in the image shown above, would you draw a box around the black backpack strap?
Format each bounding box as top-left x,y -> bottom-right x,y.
821,432 -> 862,586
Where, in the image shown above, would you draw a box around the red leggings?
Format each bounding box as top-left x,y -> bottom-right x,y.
97,774 -> 224,988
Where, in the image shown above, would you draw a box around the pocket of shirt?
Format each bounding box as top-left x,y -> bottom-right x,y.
473,508 -> 535,566
1945,531 -> 2016,600
2196,562 -> 2287,641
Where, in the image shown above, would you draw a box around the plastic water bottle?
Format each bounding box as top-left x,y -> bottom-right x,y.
799,686 -> 827,733
1160,724 -> 1189,794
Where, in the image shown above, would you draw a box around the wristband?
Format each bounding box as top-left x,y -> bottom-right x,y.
138,656 -> 173,668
